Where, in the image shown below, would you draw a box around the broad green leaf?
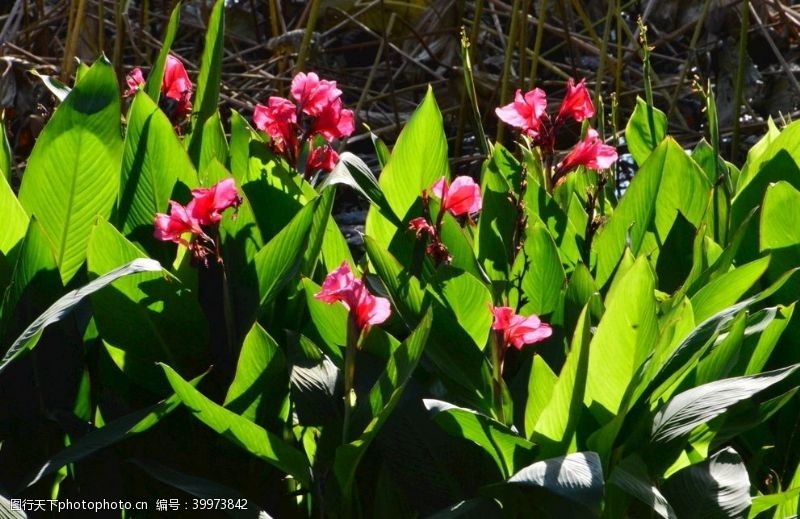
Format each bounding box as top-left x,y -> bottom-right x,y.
524,355 -> 557,439
117,91 -> 195,247
738,118 -> 800,193
693,311 -> 747,385
651,364 -> 799,444
748,488 -> 800,519
476,144 -> 519,282
424,399 -> 534,478
517,221 -> 565,315
144,1 -> 182,102
319,151 -> 400,226
609,456 -> 676,519
224,323 -> 287,424
760,181 -> 800,250
255,198 -> 318,308
87,219 -> 208,386
626,96 -> 667,166
301,187 -> 335,275
198,112 -> 229,181
333,311 -> 432,502
435,267 -> 492,349
585,257 -> 657,420
187,0 -> 225,164
0,170 -> 27,256
745,303 -> 794,375
534,306 -> 591,455
690,256 -> 770,323
662,447 -> 751,519
507,452 -> 604,516
365,87 -> 448,258
160,363 -> 311,486
0,258 -> 160,375
131,459 -> 272,519
18,58 -> 123,283
301,277 -> 347,359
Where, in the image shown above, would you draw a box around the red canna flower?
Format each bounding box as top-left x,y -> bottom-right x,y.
491,306 -> 552,350
253,97 -> 299,154
431,176 -> 482,217
495,88 -> 548,137
291,72 -> 343,117
161,55 -> 193,118
312,98 -> 355,141
188,178 -> 242,226
125,68 -> 145,97
557,128 -> 618,175
154,201 -> 202,246
315,262 -> 391,330
307,144 -> 340,172
557,78 -> 595,123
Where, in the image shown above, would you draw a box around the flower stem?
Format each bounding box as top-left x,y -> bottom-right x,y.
490,331 -> 506,424
342,316 -> 359,444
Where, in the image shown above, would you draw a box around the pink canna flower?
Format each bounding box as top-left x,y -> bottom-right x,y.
161,55 -> 193,118
557,128 -> 618,175
431,176 -> 482,217
495,88 -> 548,136
291,72 -> 343,117
557,78 -> 595,122
491,306 -> 552,350
307,144 -> 339,172
125,68 -> 145,97
154,201 -> 202,246
253,97 -> 299,153
409,217 -> 434,237
188,178 -> 242,226
312,98 -> 355,141
315,261 -> 391,330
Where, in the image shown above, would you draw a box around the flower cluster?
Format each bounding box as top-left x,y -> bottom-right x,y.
495,78 -> 617,182
154,178 -> 242,265
253,72 -> 355,175
490,306 -> 552,350
410,176 -> 482,265
315,261 -> 391,331
126,55 -> 193,122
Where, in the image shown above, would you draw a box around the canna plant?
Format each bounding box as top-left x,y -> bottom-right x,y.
0,2 -> 799,518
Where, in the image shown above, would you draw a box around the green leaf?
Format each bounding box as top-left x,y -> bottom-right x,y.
609,456 -> 676,519
223,323 -> 287,424
30,69 -> 71,102
651,364 -> 799,444
0,258 -> 161,375
365,87 -> 449,257
18,58 -> 123,283
198,112 -> 229,181
662,447 -> 751,519
507,452 -> 604,516
144,1 -> 182,102
87,219 -> 208,386
333,311 -> 432,501
159,363 -> 311,486
689,256 -> 770,323
760,181 -> 800,250
131,459 -> 272,519
187,0 -> 225,164
301,277 -> 348,359
533,305 -> 591,455
0,169 -> 27,256
117,91 -> 195,247
524,355 -> 557,440
255,198 -> 319,308
435,267 -> 492,349
319,151 -> 400,226
517,221 -> 565,315
424,399 -> 535,478
749,488 -> 800,518
626,96 -> 667,166
585,257 -> 658,420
